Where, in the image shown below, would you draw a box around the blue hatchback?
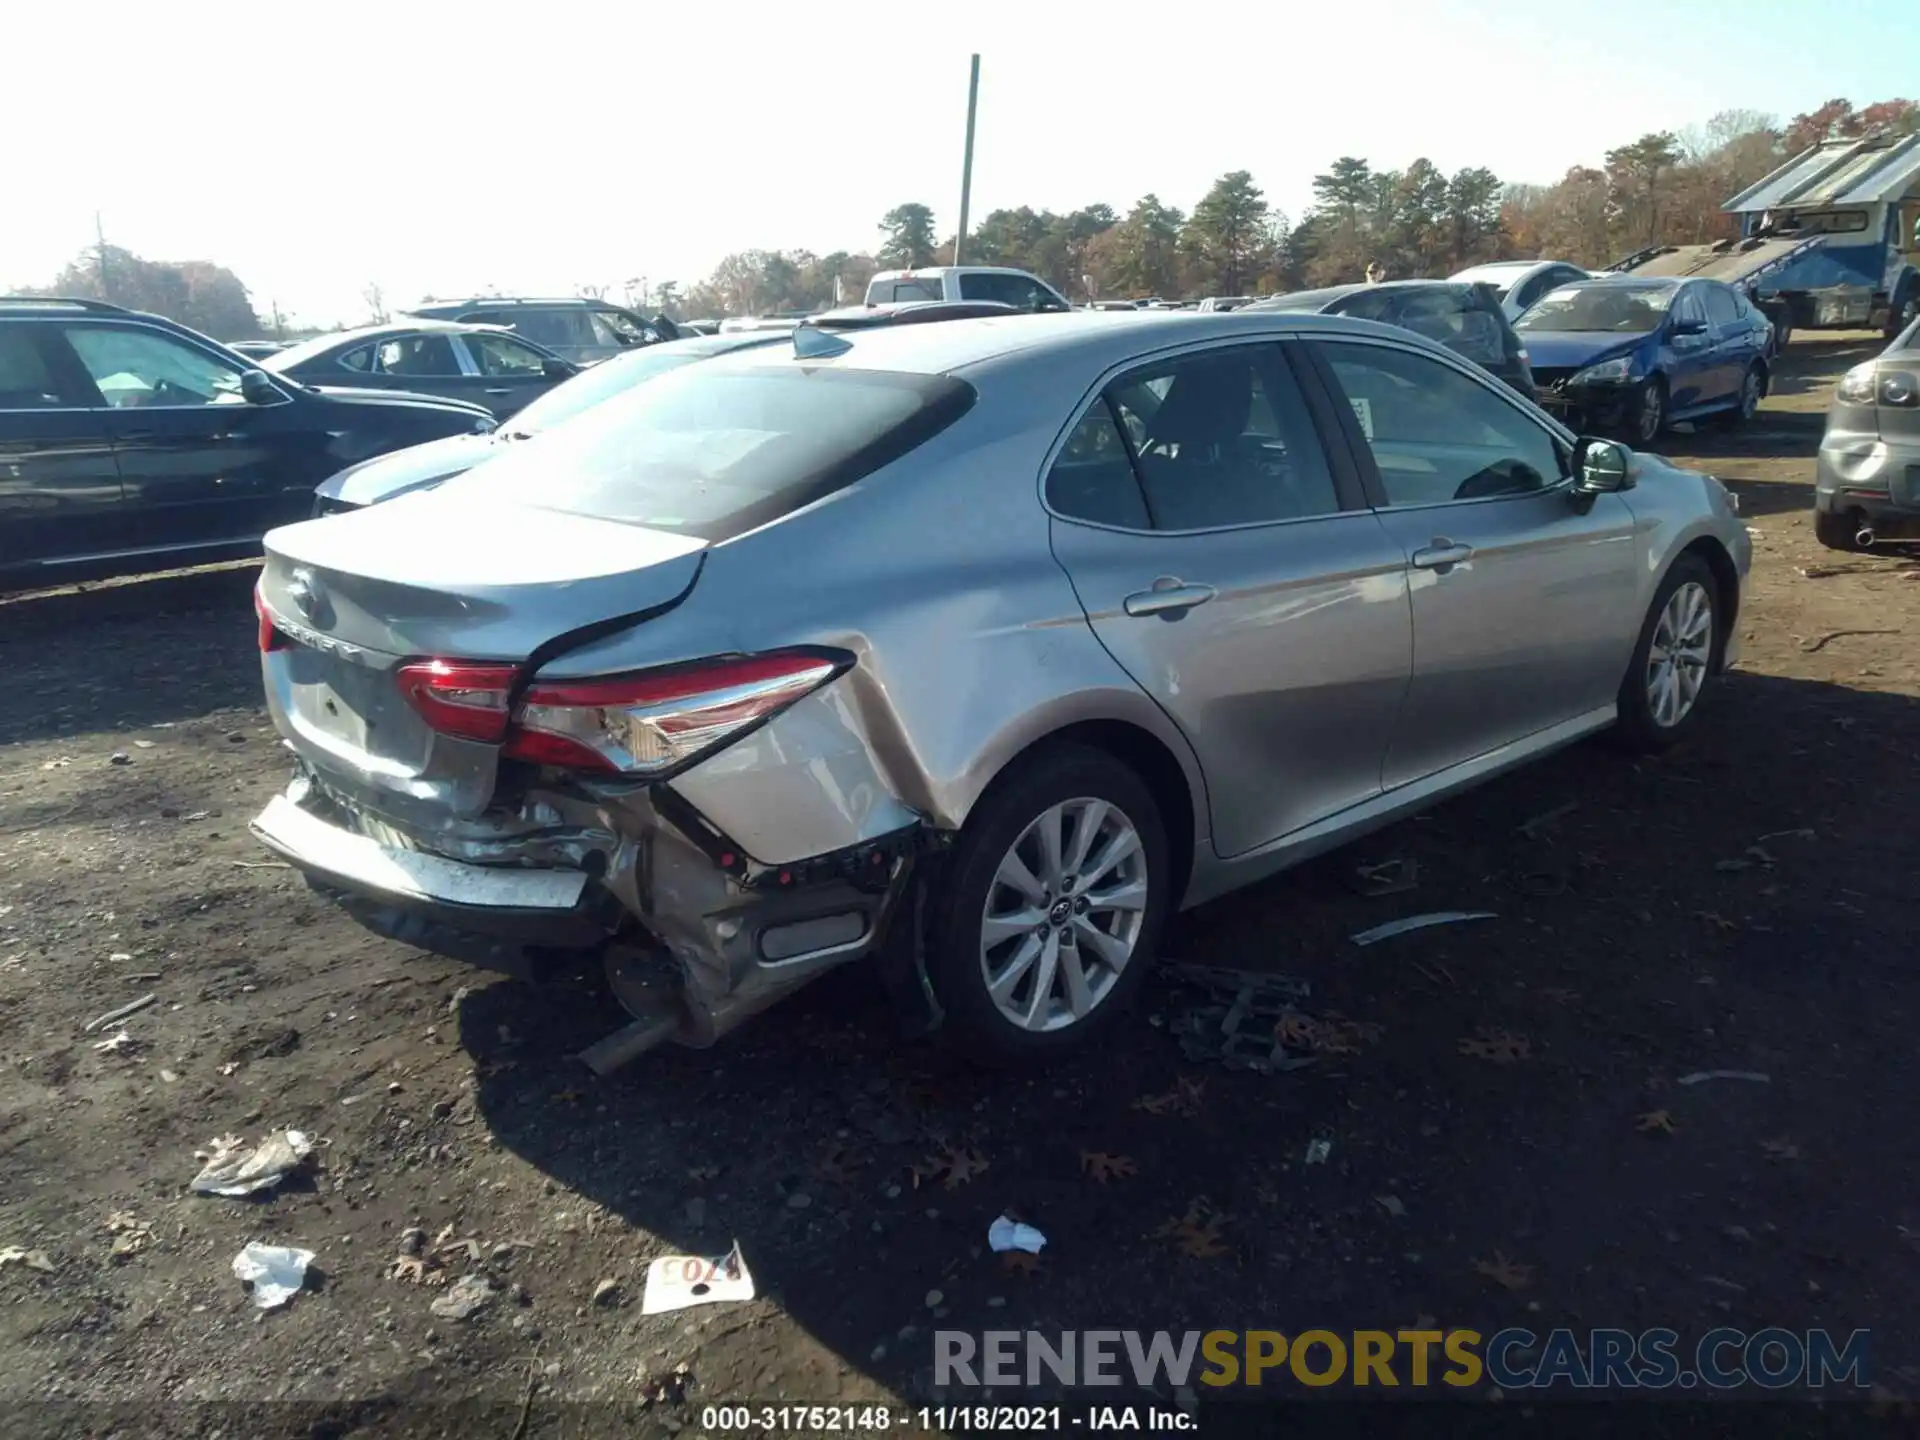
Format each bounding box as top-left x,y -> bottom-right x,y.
1517,276 -> 1774,445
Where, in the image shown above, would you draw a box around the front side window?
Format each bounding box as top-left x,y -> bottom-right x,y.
1672,289 -> 1706,329
374,334 -> 461,377
64,325 -> 245,407
1318,341 -> 1565,507
1702,285 -> 1740,327
1056,345 -> 1339,531
466,333 -> 549,377
587,309 -> 653,346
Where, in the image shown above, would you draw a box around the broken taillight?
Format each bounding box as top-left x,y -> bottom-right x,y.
254,578 -> 289,653
395,651 -> 847,775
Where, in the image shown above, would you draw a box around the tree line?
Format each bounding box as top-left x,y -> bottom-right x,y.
15,95 -> 1916,333
671,95 -> 1917,318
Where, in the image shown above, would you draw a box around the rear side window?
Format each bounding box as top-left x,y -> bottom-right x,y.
0,326 -> 82,408
451,365 -> 976,541
867,279 -> 945,304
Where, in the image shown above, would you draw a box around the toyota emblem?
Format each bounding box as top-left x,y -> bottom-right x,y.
286,569 -> 320,618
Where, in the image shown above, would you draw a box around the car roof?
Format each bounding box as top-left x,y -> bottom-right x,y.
410,297 -> 625,311
687,308 -> 1448,381
1452,261 -> 1544,277
309,319 -> 511,346
1247,280 -> 1472,312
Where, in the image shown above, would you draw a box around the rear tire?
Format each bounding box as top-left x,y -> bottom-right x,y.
1885,288 -> 1918,342
925,744 -> 1171,1067
1814,508 -> 1863,552
1716,363 -> 1764,427
1614,555 -> 1722,754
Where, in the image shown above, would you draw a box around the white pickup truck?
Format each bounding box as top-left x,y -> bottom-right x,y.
863,266 -> 1070,312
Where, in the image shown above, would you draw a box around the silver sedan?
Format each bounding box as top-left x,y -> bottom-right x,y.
249,310 -> 1749,1068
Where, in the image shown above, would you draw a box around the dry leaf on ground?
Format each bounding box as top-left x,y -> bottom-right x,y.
1001,1251 -> 1043,1278
1153,1199 -> 1230,1259
912,1144 -> 990,1191
1635,1109 -> 1678,1134
388,1255 -> 444,1286
1132,1075 -> 1207,1117
1079,1151 -> 1138,1184
1458,1028 -> 1531,1063
1473,1251 -> 1534,1291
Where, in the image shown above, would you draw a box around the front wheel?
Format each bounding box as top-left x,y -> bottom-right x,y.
1631,376 -> 1667,445
926,744 -> 1171,1066
1614,555 -> 1721,753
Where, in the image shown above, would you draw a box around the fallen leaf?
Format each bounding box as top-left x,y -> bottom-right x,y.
686,1165 -> 721,1183
1000,1251 -> 1043,1278
1635,1109 -> 1677,1135
1473,1251 -> 1533,1291
1457,1028 -> 1531,1063
815,1143 -> 868,1185
1079,1151 -> 1138,1184
1153,1199 -> 1230,1259
912,1144 -> 989,1191
1761,1137 -> 1800,1162
554,1088 -> 584,1105
388,1255 -> 445,1286
1132,1076 -> 1206,1117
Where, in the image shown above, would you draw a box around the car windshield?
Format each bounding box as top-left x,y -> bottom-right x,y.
448,363 -> 975,541
1517,284 -> 1675,333
503,336 -> 775,435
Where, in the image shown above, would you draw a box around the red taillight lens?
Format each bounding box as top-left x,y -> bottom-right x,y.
505,651 -> 844,776
395,660 -> 521,743
254,579 -> 289,653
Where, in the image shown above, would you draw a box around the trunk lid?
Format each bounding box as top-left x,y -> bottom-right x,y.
258,490 -> 706,821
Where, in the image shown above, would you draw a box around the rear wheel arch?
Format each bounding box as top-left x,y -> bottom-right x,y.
969,719 -> 1201,911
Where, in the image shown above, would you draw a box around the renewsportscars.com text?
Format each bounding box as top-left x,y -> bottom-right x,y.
934,1327 -> 1872,1391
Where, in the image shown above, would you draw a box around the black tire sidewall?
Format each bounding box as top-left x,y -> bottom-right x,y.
1615,555 -> 1721,752
926,744 -> 1172,1066
1813,509 -> 1861,552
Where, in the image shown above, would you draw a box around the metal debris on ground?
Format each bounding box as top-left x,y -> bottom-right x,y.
1352,911 -> 1497,947
429,1272 -> 496,1321
640,1240 -> 755,1315
1161,963 -> 1316,1073
231,1241 -> 313,1310
190,1130 -> 313,1197
1677,1070 -> 1771,1086
1349,858 -> 1419,896
988,1216 -> 1048,1255
83,992 -> 157,1034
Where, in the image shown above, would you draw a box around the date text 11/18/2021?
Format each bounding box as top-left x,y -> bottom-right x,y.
699,1404 -> 1195,1431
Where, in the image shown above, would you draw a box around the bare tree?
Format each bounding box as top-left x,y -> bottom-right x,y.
362,283 -> 389,324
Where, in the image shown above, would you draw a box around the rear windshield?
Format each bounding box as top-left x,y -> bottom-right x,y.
449,364 -> 975,541
866,278 -> 946,304
504,335 -> 776,435
1336,286 -> 1508,366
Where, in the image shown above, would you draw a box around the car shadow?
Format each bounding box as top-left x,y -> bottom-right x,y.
0,565 -> 260,745
459,667 -> 1920,1406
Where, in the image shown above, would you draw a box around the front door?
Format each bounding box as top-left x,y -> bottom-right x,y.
1045,339 -> 1413,858
59,320 -> 311,553
1304,336 -> 1640,788
1664,286 -> 1716,413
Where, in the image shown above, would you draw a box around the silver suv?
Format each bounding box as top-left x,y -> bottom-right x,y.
405,298 -> 678,365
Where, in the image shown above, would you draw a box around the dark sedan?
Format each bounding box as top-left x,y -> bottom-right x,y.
264,321 -> 577,420
1516,277 -> 1773,444
1244,281 -> 1537,399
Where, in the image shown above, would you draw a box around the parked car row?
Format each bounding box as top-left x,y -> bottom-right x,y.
248,306 -> 1750,1069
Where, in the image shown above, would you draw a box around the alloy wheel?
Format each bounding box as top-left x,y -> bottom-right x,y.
1740,367 -> 1761,419
1636,382 -> 1665,444
978,797 -> 1148,1033
1645,580 -> 1713,728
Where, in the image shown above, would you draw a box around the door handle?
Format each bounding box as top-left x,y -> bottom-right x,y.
1411,540 -> 1474,571
1123,581 -> 1216,617
484,387 -> 512,396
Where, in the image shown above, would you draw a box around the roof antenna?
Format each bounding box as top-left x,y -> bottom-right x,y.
793,324 -> 853,360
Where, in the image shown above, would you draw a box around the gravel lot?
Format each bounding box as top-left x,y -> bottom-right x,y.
3,336 -> 1917,1434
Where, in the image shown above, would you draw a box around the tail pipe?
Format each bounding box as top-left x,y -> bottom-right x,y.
1857,523 -> 1877,548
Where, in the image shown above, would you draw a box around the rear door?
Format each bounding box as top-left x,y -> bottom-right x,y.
364,331 -> 471,406
1045,338 -> 1413,857
1701,283 -> 1749,401
59,319 -> 308,556
1304,336 -> 1638,786
0,321 -> 126,578
457,332 -> 566,419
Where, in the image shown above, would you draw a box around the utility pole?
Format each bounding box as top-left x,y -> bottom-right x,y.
95,212 -> 112,301
953,55 -> 980,265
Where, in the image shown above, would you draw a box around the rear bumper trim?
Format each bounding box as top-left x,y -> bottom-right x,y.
251,793 -> 589,912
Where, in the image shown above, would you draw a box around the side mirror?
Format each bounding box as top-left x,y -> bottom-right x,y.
541,358 -> 575,379
1672,317 -> 1708,337
1571,436 -> 1633,495
240,369 -> 281,405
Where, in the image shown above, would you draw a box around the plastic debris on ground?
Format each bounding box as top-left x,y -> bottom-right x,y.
0,1246 -> 56,1273
1304,1138 -> 1333,1166
191,1130 -> 313,1197
1161,963 -> 1317,1073
1677,1070 -> 1772,1086
1351,911 -> 1497,947
231,1242 -> 313,1309
429,1273 -> 497,1320
988,1215 -> 1048,1255
640,1240 -> 756,1316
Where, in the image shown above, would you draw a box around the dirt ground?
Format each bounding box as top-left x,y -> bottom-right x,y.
4,335 -> 1919,1435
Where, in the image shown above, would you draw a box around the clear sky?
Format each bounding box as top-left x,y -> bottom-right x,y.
5,0 -> 1915,325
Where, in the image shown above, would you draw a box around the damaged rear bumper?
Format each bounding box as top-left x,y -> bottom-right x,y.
250,768 -> 933,1054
